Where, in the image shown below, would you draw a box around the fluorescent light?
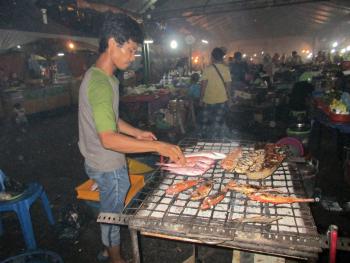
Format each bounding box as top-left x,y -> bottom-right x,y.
332,41 -> 338,48
170,40 -> 178,49
253,53 -> 257,57
261,51 -> 264,55
307,53 -> 313,59
242,53 -> 247,58
331,49 -> 336,54
201,39 -> 208,44
134,54 -> 141,57
57,53 -> 65,56
16,45 -> 21,49
144,39 -> 154,44
341,48 -> 346,54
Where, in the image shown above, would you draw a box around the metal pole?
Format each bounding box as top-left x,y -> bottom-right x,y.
130,228 -> 141,263
328,225 -> 338,263
189,45 -> 192,74
142,44 -> 150,84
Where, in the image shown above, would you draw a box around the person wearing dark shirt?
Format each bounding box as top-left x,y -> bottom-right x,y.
229,52 -> 248,83
289,81 -> 314,111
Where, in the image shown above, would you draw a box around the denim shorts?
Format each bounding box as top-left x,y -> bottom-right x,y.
84,163 -> 130,247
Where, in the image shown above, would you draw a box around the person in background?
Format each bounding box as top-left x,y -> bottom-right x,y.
78,13 -> 185,263
229,51 -> 248,88
287,51 -> 303,67
200,47 -> 232,138
333,51 -> 343,65
188,73 -> 201,101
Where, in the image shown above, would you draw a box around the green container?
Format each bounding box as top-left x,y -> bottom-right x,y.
287,128 -> 311,147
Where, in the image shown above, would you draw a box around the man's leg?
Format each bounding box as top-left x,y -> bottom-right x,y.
85,164 -> 130,263
107,245 -> 126,263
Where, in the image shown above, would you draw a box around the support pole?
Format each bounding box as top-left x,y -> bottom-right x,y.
130,228 -> 141,263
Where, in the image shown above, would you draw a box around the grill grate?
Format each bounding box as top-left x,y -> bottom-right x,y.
98,138 -> 322,259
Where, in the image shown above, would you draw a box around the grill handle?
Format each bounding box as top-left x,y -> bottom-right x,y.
196,238 -> 232,245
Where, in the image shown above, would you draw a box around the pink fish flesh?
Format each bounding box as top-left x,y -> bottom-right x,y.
184,151 -> 227,160
185,156 -> 216,165
161,166 -> 207,176
157,162 -> 212,170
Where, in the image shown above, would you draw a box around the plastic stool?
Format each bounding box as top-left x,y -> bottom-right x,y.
0,182 -> 55,250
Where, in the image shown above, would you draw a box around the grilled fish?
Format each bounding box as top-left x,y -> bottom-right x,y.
185,156 -> 216,165
248,192 -> 315,204
221,147 -> 242,171
191,181 -> 213,201
224,180 -> 284,195
161,166 -> 207,176
200,191 -> 227,210
166,179 -> 203,195
185,151 -> 227,160
157,161 -> 212,171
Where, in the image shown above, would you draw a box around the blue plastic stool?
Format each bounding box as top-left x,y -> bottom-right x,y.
0,182 -> 55,250
2,249 -> 64,263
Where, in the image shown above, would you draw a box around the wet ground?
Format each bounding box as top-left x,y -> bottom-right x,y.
1,106 -> 350,262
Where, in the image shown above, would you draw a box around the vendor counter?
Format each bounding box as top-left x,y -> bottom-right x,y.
0,79 -> 81,118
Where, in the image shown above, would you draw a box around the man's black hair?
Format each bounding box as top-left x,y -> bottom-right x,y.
211,47 -> 225,62
99,13 -> 144,53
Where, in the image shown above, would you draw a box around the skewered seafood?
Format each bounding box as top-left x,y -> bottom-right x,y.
191,181 -> 213,201
248,192 -> 315,204
166,179 -> 203,195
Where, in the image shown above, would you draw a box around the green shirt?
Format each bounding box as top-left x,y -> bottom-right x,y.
78,66 -> 126,171
88,67 -> 118,132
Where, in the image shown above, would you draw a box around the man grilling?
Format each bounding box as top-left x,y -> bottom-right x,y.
78,13 -> 185,263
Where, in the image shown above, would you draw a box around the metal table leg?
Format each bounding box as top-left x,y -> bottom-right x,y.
130,228 -> 140,263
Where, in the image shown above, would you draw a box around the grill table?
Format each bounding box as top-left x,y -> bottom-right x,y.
98,138 -> 322,262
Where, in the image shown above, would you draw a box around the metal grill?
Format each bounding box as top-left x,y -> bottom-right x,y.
98,138 -> 322,259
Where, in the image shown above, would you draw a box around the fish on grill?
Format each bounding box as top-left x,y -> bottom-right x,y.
185,151 -> 227,160
185,156 -> 216,165
166,179 -> 203,195
248,192 -> 315,204
161,166 -> 208,176
157,162 -> 212,171
224,180 -> 284,195
191,181 -> 213,201
200,190 -> 227,210
220,147 -> 242,172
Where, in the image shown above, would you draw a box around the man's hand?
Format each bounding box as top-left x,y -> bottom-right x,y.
155,142 -> 186,165
135,130 -> 157,141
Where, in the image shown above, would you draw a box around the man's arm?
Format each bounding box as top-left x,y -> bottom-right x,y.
99,131 -> 184,164
118,119 -> 157,140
